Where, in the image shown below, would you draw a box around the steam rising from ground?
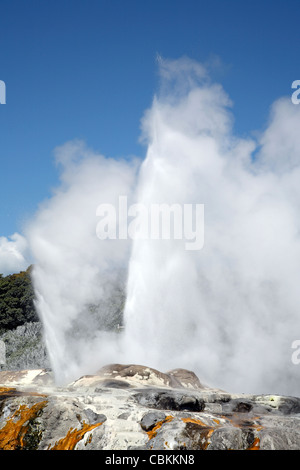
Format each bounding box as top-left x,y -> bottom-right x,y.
27,142 -> 139,384
27,57 -> 300,395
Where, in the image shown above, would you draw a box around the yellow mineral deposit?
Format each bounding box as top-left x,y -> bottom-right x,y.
49,420 -> 105,450
146,415 -> 174,440
0,401 -> 48,450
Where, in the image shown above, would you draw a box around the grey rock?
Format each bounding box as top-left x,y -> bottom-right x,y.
84,408 -> 107,425
140,411 -> 166,431
96,364 -> 182,388
277,396 -> 300,415
134,388 -> 205,412
101,379 -> 131,389
167,368 -> 205,389
231,400 -> 253,413
117,412 -> 130,420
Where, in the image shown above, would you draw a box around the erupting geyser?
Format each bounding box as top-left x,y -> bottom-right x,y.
27,57 -> 300,396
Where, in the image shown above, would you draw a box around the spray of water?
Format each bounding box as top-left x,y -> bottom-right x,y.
27,57 -> 300,395
27,140 -> 140,384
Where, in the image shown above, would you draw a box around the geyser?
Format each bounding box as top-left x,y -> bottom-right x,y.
27,57 -> 300,396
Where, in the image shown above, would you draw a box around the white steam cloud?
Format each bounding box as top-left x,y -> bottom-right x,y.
27,140 -> 140,384
26,57 -> 300,396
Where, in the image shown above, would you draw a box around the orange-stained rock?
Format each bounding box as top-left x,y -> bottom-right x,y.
48,420 -> 105,450
0,400 -> 48,450
147,416 -> 174,440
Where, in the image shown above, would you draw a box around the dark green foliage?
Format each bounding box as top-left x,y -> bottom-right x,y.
0,266 -> 38,333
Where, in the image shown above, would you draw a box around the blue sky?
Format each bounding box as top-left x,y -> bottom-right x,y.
0,0 -> 299,241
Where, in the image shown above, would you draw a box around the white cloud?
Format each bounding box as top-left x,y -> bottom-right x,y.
256,96 -> 300,173
0,233 -> 30,275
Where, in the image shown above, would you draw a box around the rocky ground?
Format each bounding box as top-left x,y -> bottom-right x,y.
1,363 -> 300,450
0,322 -> 50,371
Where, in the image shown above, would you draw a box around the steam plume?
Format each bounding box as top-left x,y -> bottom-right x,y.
27,58 -> 300,395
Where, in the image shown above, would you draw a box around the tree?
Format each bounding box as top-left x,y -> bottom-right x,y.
0,266 -> 38,333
